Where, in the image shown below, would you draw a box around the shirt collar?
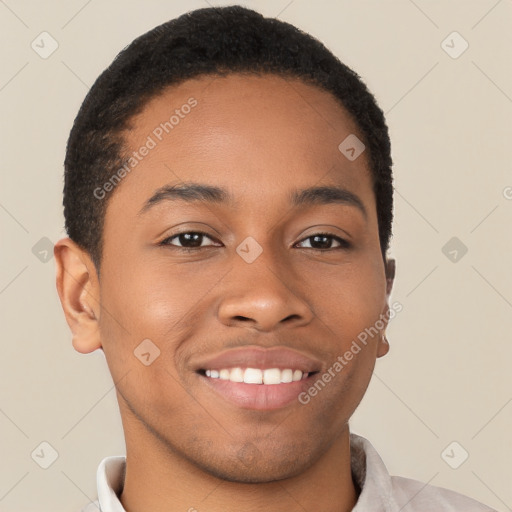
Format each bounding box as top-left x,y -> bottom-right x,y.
95,455 -> 126,512
92,433 -> 396,512
350,433 -> 399,511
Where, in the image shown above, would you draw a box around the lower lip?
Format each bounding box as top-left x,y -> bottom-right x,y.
199,374 -> 315,410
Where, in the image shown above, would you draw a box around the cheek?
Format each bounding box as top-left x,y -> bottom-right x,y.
100,255 -> 201,332
307,260 -> 386,341
97,257 -> 220,373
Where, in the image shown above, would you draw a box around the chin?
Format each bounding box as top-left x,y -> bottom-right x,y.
185,439 -> 318,484
198,457 -> 307,484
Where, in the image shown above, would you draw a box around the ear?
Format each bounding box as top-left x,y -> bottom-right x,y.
385,257 -> 396,298
54,237 -> 102,354
377,257 -> 396,358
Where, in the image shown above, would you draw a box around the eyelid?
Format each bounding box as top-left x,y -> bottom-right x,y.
300,224 -> 352,242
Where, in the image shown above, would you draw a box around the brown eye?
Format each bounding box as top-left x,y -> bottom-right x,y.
296,233 -> 351,250
160,231 -> 220,250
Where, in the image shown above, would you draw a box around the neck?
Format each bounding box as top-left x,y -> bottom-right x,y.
118,420 -> 357,512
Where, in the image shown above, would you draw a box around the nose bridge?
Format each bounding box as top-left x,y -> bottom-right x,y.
216,239 -> 314,331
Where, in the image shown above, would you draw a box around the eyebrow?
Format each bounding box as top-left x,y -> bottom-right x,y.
138,182 -> 367,219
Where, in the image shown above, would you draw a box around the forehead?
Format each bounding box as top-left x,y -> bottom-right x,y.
111,73 -> 374,215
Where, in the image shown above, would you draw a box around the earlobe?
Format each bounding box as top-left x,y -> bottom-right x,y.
54,238 -> 102,354
377,334 -> 389,358
377,258 -> 395,359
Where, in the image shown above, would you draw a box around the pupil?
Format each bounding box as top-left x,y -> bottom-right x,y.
181,233 -> 202,247
312,235 -> 330,249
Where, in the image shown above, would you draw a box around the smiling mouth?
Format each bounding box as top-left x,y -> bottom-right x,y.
192,345 -> 323,409
197,367 -> 320,384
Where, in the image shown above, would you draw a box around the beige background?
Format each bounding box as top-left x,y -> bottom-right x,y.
1,1 -> 511,511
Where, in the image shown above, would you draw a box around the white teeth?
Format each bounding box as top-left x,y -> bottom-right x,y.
230,367 -> 244,382
263,368 -> 281,385
204,367 -> 310,384
293,369 -> 303,382
280,368 -> 293,383
244,368 -> 263,384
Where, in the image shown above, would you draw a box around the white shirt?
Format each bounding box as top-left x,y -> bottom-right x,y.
81,433 -> 496,511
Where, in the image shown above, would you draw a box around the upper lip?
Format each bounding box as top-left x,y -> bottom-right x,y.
192,346 -> 322,373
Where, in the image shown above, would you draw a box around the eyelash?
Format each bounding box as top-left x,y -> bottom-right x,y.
158,231 -> 351,252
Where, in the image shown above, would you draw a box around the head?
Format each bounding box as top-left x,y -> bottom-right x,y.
56,5 -> 396,483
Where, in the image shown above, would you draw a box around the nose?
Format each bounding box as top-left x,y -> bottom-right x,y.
216,252 -> 314,333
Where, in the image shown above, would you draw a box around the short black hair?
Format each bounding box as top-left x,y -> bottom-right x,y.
64,5 -> 393,270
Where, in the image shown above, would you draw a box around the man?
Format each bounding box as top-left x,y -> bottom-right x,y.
54,5 -> 496,511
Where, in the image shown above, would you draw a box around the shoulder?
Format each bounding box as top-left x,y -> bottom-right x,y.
390,475 -> 497,511
349,433 -> 496,512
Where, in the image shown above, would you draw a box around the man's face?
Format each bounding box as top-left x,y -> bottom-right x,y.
97,73 -> 391,482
